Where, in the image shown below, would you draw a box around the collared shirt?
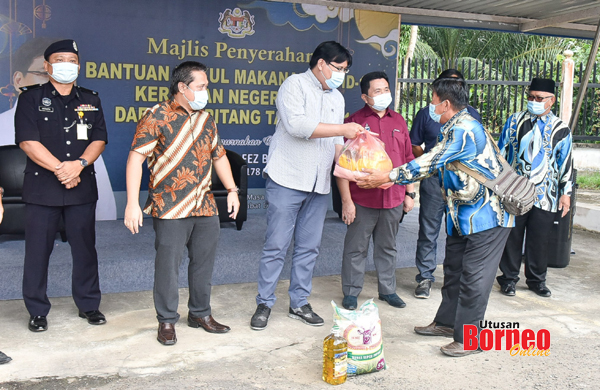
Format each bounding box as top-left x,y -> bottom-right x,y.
391,109 -> 515,236
264,69 -> 344,194
131,99 -> 225,219
14,82 -> 108,206
345,104 -> 414,209
410,105 -> 481,153
498,110 -> 573,212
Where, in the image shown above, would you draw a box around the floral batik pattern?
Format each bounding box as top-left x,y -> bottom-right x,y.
131,99 -> 225,219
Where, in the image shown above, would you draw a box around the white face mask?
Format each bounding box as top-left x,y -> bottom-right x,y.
368,92 -> 392,111
184,84 -> 208,110
49,62 -> 79,84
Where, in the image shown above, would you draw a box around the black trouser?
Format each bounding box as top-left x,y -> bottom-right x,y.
23,202 -> 101,316
434,226 -> 511,344
497,206 -> 555,287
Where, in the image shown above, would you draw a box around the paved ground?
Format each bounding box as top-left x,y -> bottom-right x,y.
0,226 -> 599,390
577,189 -> 600,205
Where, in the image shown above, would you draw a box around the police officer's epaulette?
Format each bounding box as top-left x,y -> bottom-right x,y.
75,85 -> 99,95
19,84 -> 44,93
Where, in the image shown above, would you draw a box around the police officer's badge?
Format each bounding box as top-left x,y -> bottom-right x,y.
73,41 -> 78,52
42,97 -> 51,106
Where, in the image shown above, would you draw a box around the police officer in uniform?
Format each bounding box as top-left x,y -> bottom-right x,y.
15,39 -> 108,332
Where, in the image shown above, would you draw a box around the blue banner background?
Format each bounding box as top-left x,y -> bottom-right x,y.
1,0 -> 399,216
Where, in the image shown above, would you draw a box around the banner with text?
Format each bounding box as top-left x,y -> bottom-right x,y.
0,0 -> 399,216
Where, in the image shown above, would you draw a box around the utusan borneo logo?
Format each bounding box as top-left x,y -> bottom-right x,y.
218,8 -> 255,39
464,320 -> 551,356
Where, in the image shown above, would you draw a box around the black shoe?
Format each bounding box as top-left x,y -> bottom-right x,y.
342,295 -> 357,310
28,315 -> 47,332
0,351 -> 11,364
500,282 -> 516,296
415,280 -> 432,299
250,303 -> 271,331
528,282 -> 551,297
378,293 -> 406,308
79,310 -> 107,325
288,303 -> 324,326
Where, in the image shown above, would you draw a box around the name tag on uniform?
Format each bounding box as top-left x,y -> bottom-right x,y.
77,123 -> 88,140
39,106 -> 54,112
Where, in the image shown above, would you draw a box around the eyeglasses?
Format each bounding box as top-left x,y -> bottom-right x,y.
25,70 -> 48,76
527,94 -> 553,102
328,63 -> 350,74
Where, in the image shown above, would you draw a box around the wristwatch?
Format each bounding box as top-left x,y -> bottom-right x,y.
0,186 -> 4,198
406,192 -> 416,199
388,168 -> 399,183
227,186 -> 239,194
78,158 -> 88,167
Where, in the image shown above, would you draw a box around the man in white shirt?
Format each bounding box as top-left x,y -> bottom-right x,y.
0,38 -> 53,146
250,41 -> 364,330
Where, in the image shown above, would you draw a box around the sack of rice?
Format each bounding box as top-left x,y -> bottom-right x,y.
331,299 -> 386,375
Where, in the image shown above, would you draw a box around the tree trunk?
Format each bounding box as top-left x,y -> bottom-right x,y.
398,25 -> 418,111
403,26 -> 419,80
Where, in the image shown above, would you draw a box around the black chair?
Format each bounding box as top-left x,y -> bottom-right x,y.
211,149 -> 247,230
331,170 -> 343,219
0,144 -> 66,241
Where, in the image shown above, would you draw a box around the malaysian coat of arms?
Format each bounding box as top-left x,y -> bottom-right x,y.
218,8 -> 255,38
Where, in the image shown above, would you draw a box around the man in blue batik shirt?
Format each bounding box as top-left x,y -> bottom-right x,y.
410,69 -> 482,299
357,77 -> 514,357
496,78 -> 573,298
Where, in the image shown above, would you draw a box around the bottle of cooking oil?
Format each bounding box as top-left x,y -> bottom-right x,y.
322,326 -> 347,385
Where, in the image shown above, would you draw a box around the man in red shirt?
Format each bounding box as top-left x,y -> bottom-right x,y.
337,71 -> 415,310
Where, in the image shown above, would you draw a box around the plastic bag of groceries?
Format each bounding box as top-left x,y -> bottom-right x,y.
333,130 -> 394,189
331,299 -> 386,376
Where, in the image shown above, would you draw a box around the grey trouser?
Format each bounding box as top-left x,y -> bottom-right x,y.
415,173 -> 445,282
434,226 -> 511,343
256,177 -> 329,309
341,203 -> 404,297
153,216 -> 219,323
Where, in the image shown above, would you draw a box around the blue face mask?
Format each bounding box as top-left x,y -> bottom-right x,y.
429,101 -> 445,123
527,101 -> 548,116
321,65 -> 345,90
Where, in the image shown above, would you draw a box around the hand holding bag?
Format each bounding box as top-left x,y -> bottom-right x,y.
334,130 -> 394,190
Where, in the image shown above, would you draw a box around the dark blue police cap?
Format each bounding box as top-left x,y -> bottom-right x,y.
44,39 -> 78,61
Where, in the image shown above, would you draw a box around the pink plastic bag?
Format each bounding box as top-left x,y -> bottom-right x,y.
334,131 -> 394,190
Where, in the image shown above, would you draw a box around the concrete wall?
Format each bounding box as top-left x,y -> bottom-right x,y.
573,143 -> 600,170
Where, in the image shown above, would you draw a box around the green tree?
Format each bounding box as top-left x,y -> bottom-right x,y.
415,27 -> 574,63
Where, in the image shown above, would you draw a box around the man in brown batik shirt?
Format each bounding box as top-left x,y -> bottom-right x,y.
125,61 -> 240,346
